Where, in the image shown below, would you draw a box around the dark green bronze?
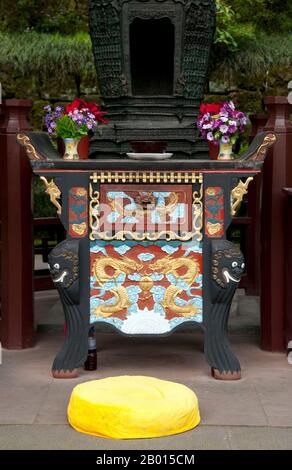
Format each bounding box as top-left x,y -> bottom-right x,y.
88,0 -> 216,158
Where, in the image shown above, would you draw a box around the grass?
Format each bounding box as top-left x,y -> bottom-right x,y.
212,33 -> 292,83
0,31 -> 96,83
1,30 -> 291,88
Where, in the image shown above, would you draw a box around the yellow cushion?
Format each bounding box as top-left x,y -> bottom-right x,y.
67,376 -> 200,439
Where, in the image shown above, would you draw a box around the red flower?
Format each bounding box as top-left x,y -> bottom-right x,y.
65,98 -> 85,115
86,101 -> 108,124
199,102 -> 222,116
65,98 -> 108,124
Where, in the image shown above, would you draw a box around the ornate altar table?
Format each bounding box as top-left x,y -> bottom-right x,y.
18,131 -> 275,379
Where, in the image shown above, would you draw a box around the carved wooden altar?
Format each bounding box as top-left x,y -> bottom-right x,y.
18,131 -> 276,379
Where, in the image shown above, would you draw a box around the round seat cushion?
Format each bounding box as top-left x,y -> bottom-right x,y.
68,375 -> 200,439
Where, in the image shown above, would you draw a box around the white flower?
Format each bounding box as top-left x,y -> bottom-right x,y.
222,135 -> 230,143
219,125 -> 229,134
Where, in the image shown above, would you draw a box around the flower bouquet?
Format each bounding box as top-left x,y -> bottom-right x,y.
44,98 -> 108,160
197,101 -> 248,160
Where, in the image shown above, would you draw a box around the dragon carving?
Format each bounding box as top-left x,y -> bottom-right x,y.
91,256 -> 142,318
151,256 -> 201,317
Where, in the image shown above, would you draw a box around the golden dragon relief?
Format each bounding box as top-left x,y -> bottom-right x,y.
91,254 -> 201,319
92,285 -> 131,319
91,257 -> 142,318
150,256 -> 201,317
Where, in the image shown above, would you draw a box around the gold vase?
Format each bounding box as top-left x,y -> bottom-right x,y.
218,140 -> 234,160
63,138 -> 80,160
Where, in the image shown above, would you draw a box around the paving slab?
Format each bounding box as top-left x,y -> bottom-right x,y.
1,325 -> 292,449
1,424 -> 292,450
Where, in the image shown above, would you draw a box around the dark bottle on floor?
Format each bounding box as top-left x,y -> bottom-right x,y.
84,326 -> 97,371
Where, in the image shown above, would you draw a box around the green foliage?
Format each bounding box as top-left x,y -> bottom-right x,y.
229,0 -> 292,34
215,1 -> 238,51
211,33 -> 292,87
0,0 -> 88,34
33,177 -> 56,218
0,31 -> 97,98
215,1 -> 257,52
29,100 -> 50,130
0,31 -> 95,81
212,1 -> 292,107
55,114 -> 89,139
215,0 -> 292,56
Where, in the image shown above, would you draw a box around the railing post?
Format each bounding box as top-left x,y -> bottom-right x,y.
261,96 -> 292,351
246,114 -> 268,296
0,99 -> 34,349
282,188 -> 292,350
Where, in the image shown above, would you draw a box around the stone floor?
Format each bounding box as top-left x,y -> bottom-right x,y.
0,290 -> 291,450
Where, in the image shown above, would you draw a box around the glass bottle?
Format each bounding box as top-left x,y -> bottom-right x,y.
84,326 -> 97,371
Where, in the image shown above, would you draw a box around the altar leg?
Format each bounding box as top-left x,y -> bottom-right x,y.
48,240 -> 89,378
204,312 -> 241,380
205,240 -> 245,380
51,293 -> 89,378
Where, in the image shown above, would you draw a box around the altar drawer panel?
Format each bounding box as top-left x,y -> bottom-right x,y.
99,184 -> 193,234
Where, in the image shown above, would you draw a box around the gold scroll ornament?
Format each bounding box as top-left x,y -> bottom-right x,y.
17,134 -> 43,160
231,177 -> 254,216
254,133 -> 277,161
40,176 -> 62,215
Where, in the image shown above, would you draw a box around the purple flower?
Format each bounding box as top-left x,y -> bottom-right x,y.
213,119 -> 221,128
229,125 -> 237,134
197,100 -> 248,144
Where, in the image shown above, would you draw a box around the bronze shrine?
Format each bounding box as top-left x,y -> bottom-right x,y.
88,0 -> 216,158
